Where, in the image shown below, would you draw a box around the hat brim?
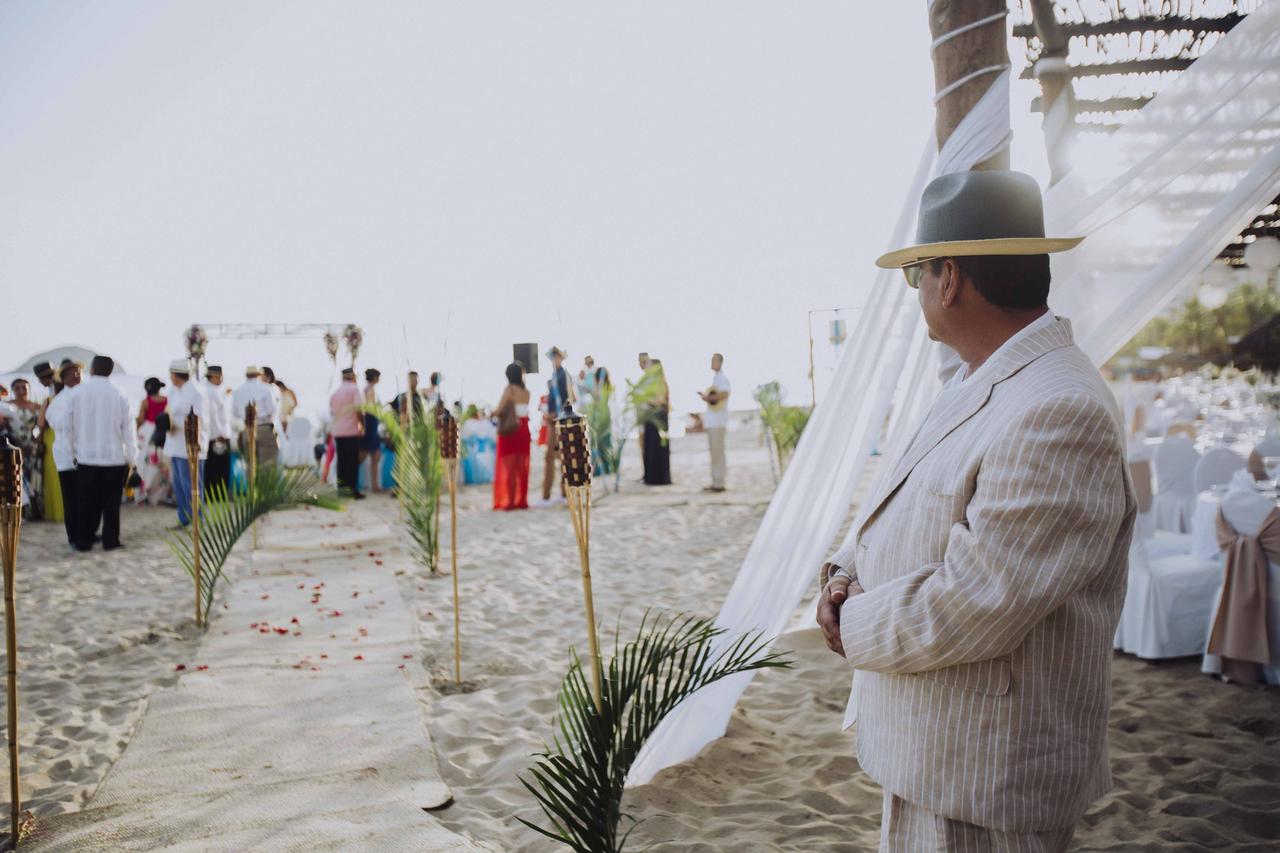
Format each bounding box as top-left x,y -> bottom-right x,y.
875,236 -> 1084,270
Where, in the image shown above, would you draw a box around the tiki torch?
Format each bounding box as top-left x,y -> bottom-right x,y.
245,402 -> 258,550
433,403 -> 444,570
558,407 -> 603,711
0,438 -> 26,844
439,408 -> 462,686
184,412 -> 203,628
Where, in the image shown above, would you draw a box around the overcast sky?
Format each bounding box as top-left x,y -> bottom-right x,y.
0,2 -> 1046,419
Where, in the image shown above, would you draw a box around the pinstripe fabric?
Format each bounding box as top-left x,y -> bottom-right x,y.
881,792 -> 1075,852
836,317 -> 1136,833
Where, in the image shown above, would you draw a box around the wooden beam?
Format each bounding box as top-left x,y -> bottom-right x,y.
1019,57 -> 1195,80
1013,13 -> 1246,40
1031,96 -> 1151,114
929,0 -> 1010,171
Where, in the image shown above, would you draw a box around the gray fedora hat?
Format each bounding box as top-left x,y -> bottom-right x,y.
876,170 -> 1083,269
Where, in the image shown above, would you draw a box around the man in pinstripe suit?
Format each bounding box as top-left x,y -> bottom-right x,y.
816,171 -> 1136,852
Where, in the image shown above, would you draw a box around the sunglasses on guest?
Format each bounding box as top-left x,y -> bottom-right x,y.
902,258 -> 939,289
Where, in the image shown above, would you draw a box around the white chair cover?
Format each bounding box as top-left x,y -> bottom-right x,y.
1114,539 -> 1222,659
280,417 -> 315,468
1194,447 -> 1246,493
1152,436 -> 1201,533
1248,434 -> 1280,480
1203,488 -> 1280,684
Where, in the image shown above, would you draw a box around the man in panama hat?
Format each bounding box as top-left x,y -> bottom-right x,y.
816,171 -> 1135,851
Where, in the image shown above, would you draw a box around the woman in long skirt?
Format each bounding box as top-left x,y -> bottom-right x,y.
493,363 -> 532,510
641,360 -> 671,486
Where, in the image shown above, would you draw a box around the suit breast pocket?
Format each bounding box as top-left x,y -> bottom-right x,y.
912,657 -> 1011,696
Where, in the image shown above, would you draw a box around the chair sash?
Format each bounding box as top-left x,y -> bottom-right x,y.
1128,459 -> 1153,514
1247,448 -> 1267,481
1211,509 -> 1276,682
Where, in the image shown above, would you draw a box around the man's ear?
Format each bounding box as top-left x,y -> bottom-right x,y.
939,259 -> 961,308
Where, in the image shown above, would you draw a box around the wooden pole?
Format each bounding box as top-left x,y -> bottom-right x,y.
245,403 -> 258,550
807,313 -> 817,409
438,412 -> 462,686
184,413 -> 203,628
928,0 -> 1010,170
556,410 -> 603,712
566,485 -> 602,711
1027,0 -> 1076,185
447,458 -> 460,685
1,439 -> 25,846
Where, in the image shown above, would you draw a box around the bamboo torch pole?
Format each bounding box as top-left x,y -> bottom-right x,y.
433,402 -> 443,573
557,407 -> 603,712
439,411 -> 461,686
245,403 -> 258,550
184,413 -> 203,628
0,438 -> 27,846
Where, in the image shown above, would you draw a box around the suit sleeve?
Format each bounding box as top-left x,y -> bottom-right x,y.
839,392 -> 1131,673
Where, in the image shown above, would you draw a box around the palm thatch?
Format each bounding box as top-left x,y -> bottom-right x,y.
167,465 -> 342,619
365,406 -> 443,573
520,614 -> 791,852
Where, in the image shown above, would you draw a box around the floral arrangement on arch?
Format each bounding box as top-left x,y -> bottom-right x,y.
343,324 -> 363,367
323,330 -> 340,365
184,325 -> 209,367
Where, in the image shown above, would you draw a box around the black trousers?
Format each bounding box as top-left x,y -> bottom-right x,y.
204,443 -> 231,499
335,436 -> 361,496
57,468 -> 80,546
76,465 -> 126,549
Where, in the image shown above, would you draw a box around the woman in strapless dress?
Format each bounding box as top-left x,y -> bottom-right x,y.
493,362 -> 532,510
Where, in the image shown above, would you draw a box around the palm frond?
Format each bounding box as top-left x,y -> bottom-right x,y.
363,405 -> 443,573
520,613 -> 791,852
167,465 -> 342,619
584,386 -> 628,489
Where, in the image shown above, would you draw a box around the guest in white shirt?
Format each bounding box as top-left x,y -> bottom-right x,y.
202,365 -> 234,497
262,366 -> 285,433
43,361 -> 83,547
232,365 -> 279,468
164,359 -> 206,528
67,356 -> 136,551
699,353 -> 731,492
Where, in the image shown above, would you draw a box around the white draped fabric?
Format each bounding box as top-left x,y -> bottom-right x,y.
630,3 -> 1280,784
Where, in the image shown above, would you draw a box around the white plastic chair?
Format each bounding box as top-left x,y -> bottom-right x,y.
1152,436 -> 1201,533
1202,489 -> 1280,684
280,417 -> 315,468
1194,447 -> 1245,493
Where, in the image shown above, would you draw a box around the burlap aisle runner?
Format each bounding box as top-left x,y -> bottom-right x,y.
26,503 -> 490,852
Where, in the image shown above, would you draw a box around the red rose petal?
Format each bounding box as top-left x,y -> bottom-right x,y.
353,655 -> 364,661
196,665 -> 208,672
175,664 -> 187,671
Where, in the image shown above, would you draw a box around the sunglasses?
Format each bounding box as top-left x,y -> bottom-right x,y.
902,258 -> 939,289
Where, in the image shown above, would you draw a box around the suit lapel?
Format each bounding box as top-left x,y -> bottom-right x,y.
856,316 -> 1076,534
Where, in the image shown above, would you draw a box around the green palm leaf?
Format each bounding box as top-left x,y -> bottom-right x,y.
520,613 -> 791,852
167,465 -> 342,619
362,405 -> 443,573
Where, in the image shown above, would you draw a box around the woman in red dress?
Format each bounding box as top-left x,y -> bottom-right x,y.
493,362 -> 532,510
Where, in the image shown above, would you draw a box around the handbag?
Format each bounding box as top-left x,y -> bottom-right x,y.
497,399 -> 519,436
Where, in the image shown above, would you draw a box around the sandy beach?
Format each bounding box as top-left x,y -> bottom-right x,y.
3,423 -> 1278,850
